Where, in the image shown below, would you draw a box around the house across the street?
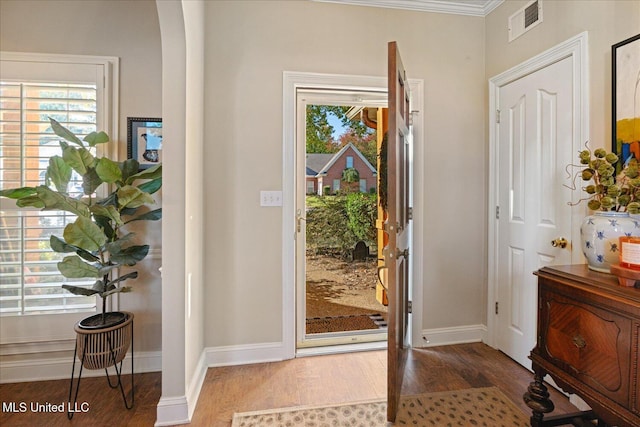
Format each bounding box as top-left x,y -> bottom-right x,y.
306,143 -> 376,195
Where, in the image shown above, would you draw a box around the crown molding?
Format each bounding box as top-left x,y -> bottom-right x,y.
311,0 -> 504,17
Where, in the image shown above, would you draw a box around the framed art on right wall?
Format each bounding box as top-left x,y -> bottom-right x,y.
613,33 -> 640,165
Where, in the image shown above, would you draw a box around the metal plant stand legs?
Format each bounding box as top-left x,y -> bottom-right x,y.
67,313 -> 134,419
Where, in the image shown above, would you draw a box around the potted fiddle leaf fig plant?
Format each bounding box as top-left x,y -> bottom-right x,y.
0,117 -> 162,329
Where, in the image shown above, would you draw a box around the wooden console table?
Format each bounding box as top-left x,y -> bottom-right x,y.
523,265 -> 640,427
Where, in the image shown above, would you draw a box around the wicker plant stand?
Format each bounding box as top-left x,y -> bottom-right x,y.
67,311 -> 134,419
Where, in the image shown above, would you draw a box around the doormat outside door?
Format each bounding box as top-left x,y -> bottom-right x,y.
305,313 -> 387,334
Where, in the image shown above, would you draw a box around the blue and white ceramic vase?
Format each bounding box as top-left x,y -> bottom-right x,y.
581,211 -> 640,273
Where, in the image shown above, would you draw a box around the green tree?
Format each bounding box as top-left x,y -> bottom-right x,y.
342,167 -> 360,183
338,129 -> 377,167
306,105 -> 374,154
306,105 -> 338,154
341,167 -> 360,194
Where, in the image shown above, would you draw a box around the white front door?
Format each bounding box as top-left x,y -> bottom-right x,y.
496,55 -> 575,368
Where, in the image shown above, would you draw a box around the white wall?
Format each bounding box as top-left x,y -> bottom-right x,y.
182,0 -> 207,419
0,0 -> 163,373
202,0 -> 487,348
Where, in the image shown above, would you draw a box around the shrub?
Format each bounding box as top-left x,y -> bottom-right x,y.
345,193 -> 377,246
305,193 -> 377,256
306,196 -> 356,255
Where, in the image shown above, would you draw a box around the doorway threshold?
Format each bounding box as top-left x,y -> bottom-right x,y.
296,340 -> 387,357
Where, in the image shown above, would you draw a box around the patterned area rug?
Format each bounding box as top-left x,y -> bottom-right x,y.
231,387 -> 529,426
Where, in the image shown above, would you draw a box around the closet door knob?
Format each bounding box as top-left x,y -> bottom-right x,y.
551,238 -> 568,248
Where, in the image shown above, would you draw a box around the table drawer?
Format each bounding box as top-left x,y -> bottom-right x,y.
542,291 -> 632,406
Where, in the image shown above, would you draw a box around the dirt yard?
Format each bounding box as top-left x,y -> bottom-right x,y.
305,252 -> 388,319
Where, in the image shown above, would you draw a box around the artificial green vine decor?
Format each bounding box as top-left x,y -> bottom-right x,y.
570,145 -> 640,213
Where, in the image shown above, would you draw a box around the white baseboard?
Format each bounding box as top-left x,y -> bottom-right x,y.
417,324 -> 487,347
0,350 -> 161,384
296,340 -> 387,357
153,353 -> 206,426
154,342 -> 288,426
204,341 -> 287,367
155,395 -> 190,427
186,350 -> 207,421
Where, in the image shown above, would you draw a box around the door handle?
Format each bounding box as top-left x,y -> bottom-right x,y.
296,209 -> 306,233
397,248 -> 409,259
551,237 -> 568,248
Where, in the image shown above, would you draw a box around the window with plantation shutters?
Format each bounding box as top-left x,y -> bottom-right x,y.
0,54 -> 117,325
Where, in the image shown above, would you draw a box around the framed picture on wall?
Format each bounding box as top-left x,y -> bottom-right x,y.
612,33 -> 640,164
127,117 -> 162,169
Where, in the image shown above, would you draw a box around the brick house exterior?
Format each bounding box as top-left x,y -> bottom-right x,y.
306,143 -> 377,195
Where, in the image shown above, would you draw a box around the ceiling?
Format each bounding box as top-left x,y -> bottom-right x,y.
312,0 -> 505,17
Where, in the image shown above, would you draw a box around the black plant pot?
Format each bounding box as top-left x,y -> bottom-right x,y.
78,311 -> 127,330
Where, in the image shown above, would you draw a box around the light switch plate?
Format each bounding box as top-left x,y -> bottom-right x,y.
260,190 -> 282,207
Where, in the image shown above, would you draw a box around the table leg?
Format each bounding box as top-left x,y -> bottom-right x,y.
524,371 -> 555,427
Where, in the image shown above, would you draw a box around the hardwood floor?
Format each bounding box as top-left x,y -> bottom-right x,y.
0,343 -> 577,426
0,370 -> 161,427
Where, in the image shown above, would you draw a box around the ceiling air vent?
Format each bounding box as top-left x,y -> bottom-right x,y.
508,0 -> 543,42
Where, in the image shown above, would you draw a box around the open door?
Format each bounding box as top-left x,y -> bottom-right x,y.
385,41 -> 412,422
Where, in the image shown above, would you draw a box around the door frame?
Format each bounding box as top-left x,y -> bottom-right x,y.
294,88 -> 388,351
282,71 -> 424,359
486,32 -> 589,349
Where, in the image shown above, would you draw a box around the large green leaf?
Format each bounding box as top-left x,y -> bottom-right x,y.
49,235 -> 99,261
63,146 -> 95,175
16,195 -> 45,209
82,168 -> 103,195
97,264 -> 117,277
46,156 -> 72,193
0,187 -> 37,199
94,215 -> 116,240
96,192 -> 117,207
117,185 -> 155,209
84,131 -> 109,147
50,235 -> 77,253
109,271 -> 138,285
107,243 -> 149,265
63,216 -> 107,252
137,178 -> 162,195
102,286 -> 132,297
90,204 -> 123,226
36,186 -> 90,217
120,207 -> 139,217
125,208 -> 162,224
113,232 -> 135,243
92,280 -> 106,292
62,284 -> 100,296
126,164 -> 162,184
96,157 -> 122,183
58,255 -> 100,279
50,118 -> 84,146
120,159 -> 140,183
